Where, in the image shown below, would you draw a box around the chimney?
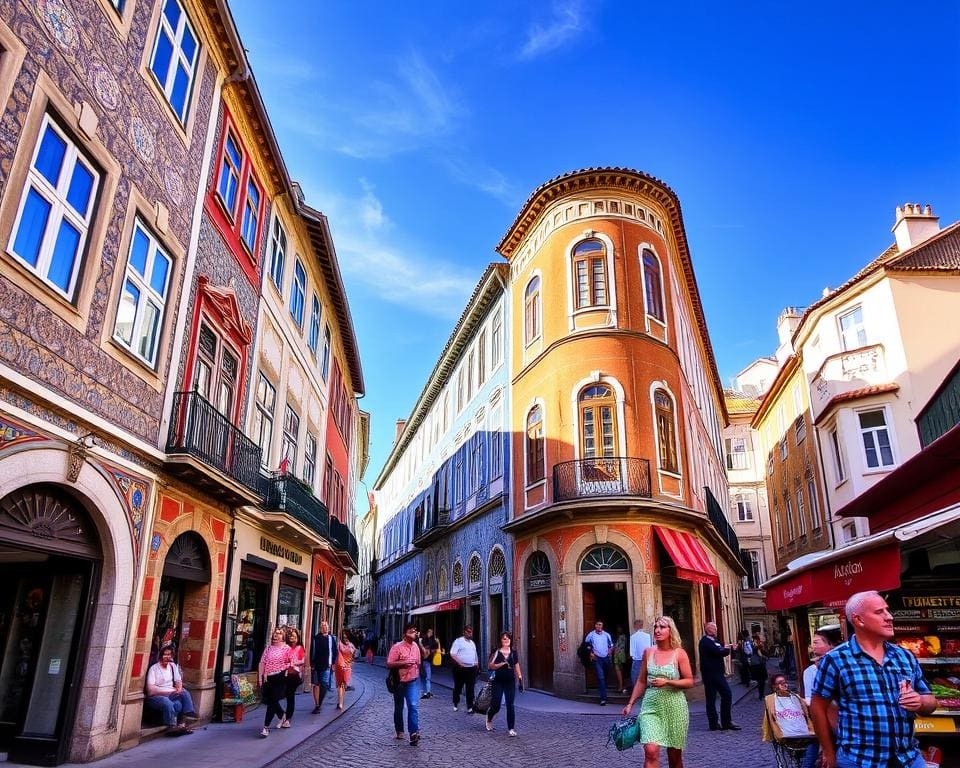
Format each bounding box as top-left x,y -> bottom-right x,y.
892,203 -> 940,252
777,307 -> 802,346
394,419 -> 407,443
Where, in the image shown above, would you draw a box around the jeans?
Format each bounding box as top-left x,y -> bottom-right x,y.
452,665 -> 477,709
393,678 -> 420,736
836,751 -> 925,768
702,673 -> 732,728
630,659 -> 642,687
593,656 -> 611,701
486,679 -> 516,729
144,689 -> 195,727
420,659 -> 432,694
313,667 -> 332,705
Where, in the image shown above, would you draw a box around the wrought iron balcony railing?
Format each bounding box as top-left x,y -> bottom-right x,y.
704,486 -> 743,559
166,390 -> 263,497
552,457 -> 651,502
412,507 -> 451,547
263,474 -> 330,540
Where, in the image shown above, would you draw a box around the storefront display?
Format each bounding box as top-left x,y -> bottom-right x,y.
233,562 -> 272,673
277,573 -> 306,631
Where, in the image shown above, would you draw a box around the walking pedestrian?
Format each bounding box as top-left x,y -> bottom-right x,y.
450,625 -> 479,712
387,623 -> 427,746
584,620 -> 614,705
698,621 -> 740,731
811,590 -> 936,768
749,632 -> 768,699
621,616 -> 693,768
629,618 -> 652,687
735,630 -> 752,686
484,632 -> 523,737
335,629 -> 355,710
763,673 -> 818,768
613,625 -> 629,694
802,630 -> 836,705
280,628 -> 305,728
418,628 -> 440,699
310,620 -> 336,713
258,628 -> 293,737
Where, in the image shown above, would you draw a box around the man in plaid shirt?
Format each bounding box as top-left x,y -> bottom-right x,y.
811,590 -> 936,768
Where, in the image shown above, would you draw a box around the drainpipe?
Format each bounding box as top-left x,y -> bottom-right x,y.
214,518 -> 237,721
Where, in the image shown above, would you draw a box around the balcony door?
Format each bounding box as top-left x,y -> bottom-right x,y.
578,385 -> 621,493
190,322 -> 239,466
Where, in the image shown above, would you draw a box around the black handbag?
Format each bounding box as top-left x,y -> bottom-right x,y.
386,668 -> 400,694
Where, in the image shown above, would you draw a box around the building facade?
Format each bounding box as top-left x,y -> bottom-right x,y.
499,169 -> 744,696
373,265 -> 512,657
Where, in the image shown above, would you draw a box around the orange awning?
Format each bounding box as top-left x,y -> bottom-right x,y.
409,598 -> 464,616
654,526 -> 720,587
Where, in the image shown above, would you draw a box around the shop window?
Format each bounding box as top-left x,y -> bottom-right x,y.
235,562 -> 271,672
113,217 -> 171,367
572,238 -> 608,309
579,546 -> 629,572
9,114 -> 100,301
277,575 -> 305,632
148,0 -> 199,122
525,405 -> 545,484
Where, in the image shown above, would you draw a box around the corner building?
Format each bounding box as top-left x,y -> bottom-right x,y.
500,169 -> 745,695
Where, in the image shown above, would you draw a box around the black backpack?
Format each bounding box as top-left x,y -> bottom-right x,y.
577,640 -> 593,667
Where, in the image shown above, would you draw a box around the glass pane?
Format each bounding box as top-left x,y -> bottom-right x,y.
138,302 -> 160,361
129,226 -> 149,276
180,21 -> 197,64
115,279 -> 139,344
162,0 -> 181,29
858,410 -> 885,429
151,30 -> 174,86
170,63 -> 190,119
862,433 -> 878,468
34,126 -> 67,187
47,219 -> 81,293
13,188 -> 52,267
225,135 -> 241,168
877,430 -> 893,465
66,161 -> 95,218
150,250 -> 170,296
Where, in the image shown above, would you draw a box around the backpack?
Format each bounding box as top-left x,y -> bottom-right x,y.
577,640 -> 593,667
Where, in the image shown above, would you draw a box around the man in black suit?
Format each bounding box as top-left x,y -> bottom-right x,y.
310,620 -> 337,713
698,621 -> 740,731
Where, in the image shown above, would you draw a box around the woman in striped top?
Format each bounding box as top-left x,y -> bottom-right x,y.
258,628 -> 293,737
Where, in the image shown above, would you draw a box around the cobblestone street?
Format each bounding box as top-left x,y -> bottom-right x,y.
270,664 -> 779,768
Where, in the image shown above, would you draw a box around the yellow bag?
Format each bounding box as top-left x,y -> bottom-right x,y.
432,649 -> 442,666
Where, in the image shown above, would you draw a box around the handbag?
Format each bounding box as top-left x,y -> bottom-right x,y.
474,680 -> 494,712
386,668 -> 400,694
432,649 -> 442,666
606,716 -> 640,751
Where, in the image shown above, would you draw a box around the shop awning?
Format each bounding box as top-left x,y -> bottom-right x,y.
409,598 -> 464,616
762,503 -> 960,611
654,526 -> 720,587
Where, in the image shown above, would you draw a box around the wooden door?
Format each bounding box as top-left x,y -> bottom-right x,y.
527,592 -> 554,691
582,586 -> 598,688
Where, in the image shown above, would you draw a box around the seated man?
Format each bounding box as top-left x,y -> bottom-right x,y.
144,644 -> 196,735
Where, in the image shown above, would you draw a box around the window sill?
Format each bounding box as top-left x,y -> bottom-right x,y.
862,467 -> 895,477
525,479 -> 546,491
657,468 -> 682,479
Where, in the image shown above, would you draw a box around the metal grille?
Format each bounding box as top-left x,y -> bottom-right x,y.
452,560 -> 464,591
468,555 -> 482,592
579,546 -> 629,572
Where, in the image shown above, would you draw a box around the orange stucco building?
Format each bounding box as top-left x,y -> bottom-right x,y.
499,169 -> 745,696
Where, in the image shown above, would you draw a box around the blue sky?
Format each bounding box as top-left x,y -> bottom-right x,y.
229,1 -> 960,495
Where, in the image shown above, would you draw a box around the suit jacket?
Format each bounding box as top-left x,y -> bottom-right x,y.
311,632 -> 337,671
698,634 -> 731,678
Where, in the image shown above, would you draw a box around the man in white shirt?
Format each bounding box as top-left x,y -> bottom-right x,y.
144,645 -> 196,734
584,620 -> 614,705
628,618 -> 652,686
449,625 -> 479,712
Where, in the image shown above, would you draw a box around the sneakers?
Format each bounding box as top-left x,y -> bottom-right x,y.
485,720 -> 493,732
276,717 -> 286,730
259,727 -> 269,738
453,705 -> 458,712
508,729 -> 517,737
410,733 -> 420,746
280,719 -> 291,728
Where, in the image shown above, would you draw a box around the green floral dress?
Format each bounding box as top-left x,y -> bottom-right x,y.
639,650 -> 689,749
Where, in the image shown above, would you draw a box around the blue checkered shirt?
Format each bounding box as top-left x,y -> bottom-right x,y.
812,635 -> 931,768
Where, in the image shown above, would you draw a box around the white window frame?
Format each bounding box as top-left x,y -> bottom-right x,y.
253,371 -> 275,469
320,325 -> 331,380
745,549 -> 763,589
491,307 -> 503,370
281,403 -> 300,473
734,493 -> 753,522
524,275 -> 541,346
857,407 -> 896,470
796,487 -> 807,536
726,437 -> 749,470
308,293 -> 321,354
807,475 -> 822,531
112,217 -> 172,367
785,495 -> 795,540
290,258 -> 306,328
8,115 -> 100,301
829,424 -> 846,484
268,217 -> 286,292
148,0 -> 199,122
838,305 -> 867,351
304,432 -> 318,488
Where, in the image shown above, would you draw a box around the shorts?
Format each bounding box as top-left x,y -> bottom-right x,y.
311,667 -> 332,688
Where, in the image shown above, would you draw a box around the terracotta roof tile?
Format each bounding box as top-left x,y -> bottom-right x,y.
888,221 -> 960,271
813,383 -> 900,425
724,389 -> 761,415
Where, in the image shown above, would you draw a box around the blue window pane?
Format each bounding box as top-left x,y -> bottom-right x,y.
247,180 -> 260,211
47,220 -> 81,293
181,22 -> 197,65
66,161 -> 95,218
151,251 -> 170,296
129,226 -> 149,276
13,188 -> 52,267
34,126 -> 66,187
151,30 -> 173,86
225,135 -> 241,168
163,0 -> 181,30
170,63 -> 190,120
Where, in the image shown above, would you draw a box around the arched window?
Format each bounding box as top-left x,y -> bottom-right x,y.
468,554 -> 482,593
524,276 -> 541,345
526,405 -> 545,483
438,565 -> 448,595
452,560 -> 464,591
654,388 -> 678,473
580,546 -> 630,572
573,239 -> 608,309
414,578 -> 421,606
579,384 -> 617,460
489,548 -> 506,590
424,570 -> 434,601
642,249 -> 665,322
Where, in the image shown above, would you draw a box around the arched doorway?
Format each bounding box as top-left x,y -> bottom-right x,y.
0,484 -> 100,765
579,545 -> 631,693
151,532 -> 211,669
525,551 -> 553,691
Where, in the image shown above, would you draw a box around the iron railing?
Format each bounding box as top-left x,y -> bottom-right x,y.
166,391 -> 263,496
704,486 -> 743,559
553,457 -> 651,502
263,474 -> 330,540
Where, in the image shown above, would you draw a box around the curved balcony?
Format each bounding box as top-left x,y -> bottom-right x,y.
552,457 -> 651,502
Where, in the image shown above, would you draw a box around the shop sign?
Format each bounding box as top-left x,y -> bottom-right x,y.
915,717 -> 957,734
903,596 -> 960,609
260,536 -> 303,565
527,576 -> 550,591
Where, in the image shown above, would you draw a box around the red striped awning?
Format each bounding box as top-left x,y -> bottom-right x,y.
654,526 -> 720,587
408,598 -> 464,616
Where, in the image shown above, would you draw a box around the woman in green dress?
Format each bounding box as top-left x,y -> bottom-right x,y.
621,616 -> 694,768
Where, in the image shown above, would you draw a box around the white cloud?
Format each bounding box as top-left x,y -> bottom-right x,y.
520,0 -> 586,60
440,157 -> 524,207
